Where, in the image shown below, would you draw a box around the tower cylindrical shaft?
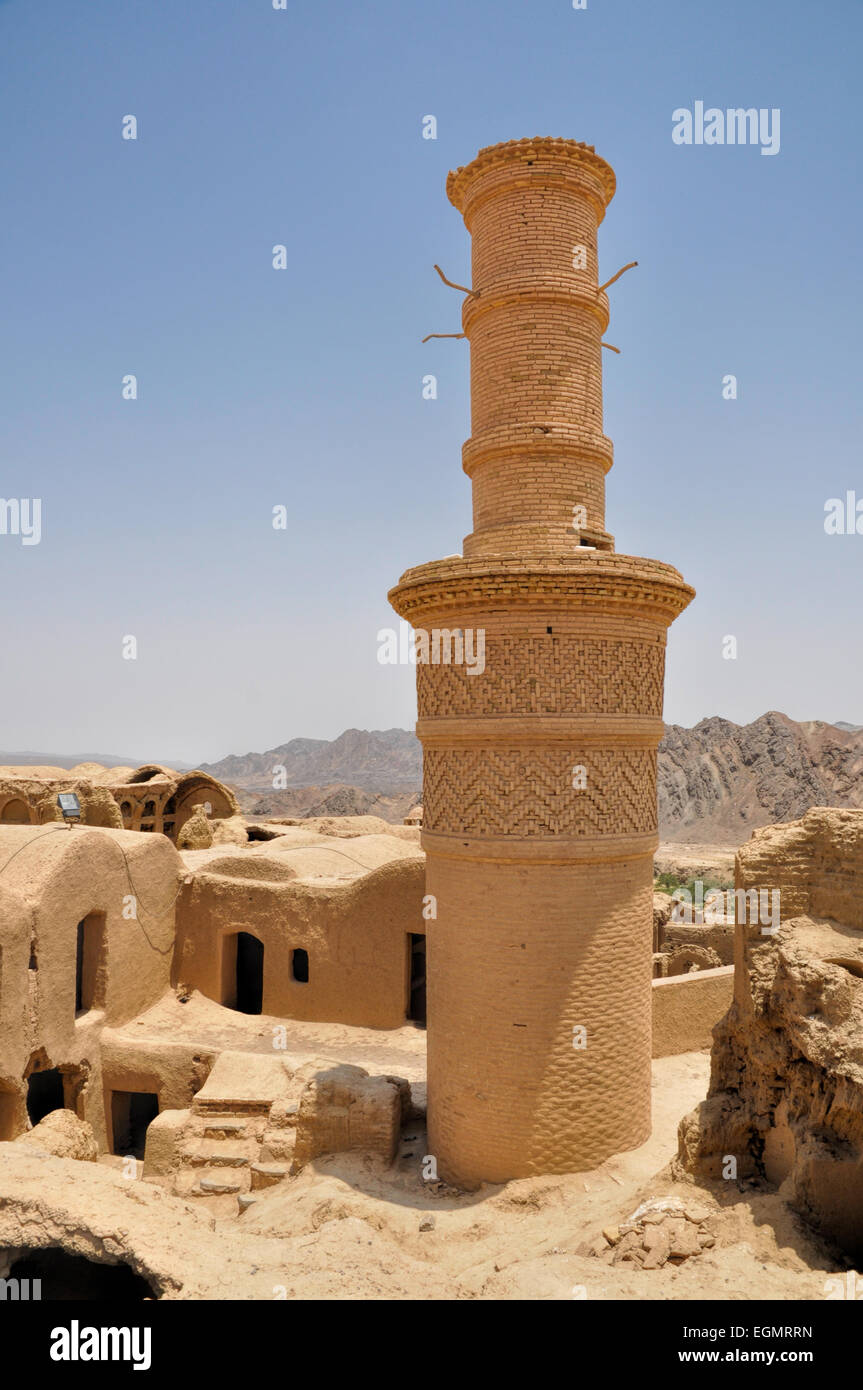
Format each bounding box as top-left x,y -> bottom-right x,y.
390,138 -> 693,1187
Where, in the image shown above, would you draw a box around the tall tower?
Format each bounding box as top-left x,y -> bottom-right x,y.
389,137 -> 693,1187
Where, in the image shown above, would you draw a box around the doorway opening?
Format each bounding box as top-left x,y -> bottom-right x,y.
111,1091 -> 159,1159
221,932 -> 264,1014
26,1068 -> 65,1126
407,933 -> 426,1026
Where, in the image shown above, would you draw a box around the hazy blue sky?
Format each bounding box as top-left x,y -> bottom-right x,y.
2,0 -> 861,764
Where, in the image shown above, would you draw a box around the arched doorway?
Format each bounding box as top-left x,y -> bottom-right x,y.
221,932 -> 264,1015
0,798 -> 31,824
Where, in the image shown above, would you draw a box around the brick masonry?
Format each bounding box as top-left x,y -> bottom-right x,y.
389,137 -> 694,1185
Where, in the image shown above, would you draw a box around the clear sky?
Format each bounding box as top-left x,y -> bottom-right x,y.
2,0 -> 861,764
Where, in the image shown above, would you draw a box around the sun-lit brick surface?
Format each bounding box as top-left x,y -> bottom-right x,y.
389,137 -> 694,1185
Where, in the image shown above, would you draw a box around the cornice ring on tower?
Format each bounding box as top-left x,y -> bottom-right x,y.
446,137 -> 617,212
461,285 -> 610,335
461,428 -> 614,478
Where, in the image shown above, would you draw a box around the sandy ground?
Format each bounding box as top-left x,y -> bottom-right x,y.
0,1031 -> 846,1300
234,1049 -> 842,1300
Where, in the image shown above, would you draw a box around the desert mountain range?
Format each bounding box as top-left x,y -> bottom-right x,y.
197,713 -> 863,845
8,714 -> 863,846
658,712 -> 863,843
202,728 -> 422,794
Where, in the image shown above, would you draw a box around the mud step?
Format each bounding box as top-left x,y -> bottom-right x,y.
250,1162 -> 288,1191
193,1097 -> 272,1118
197,1175 -> 245,1195
176,1164 -> 252,1198
193,1192 -> 241,1221
187,1150 -> 253,1169
184,1137 -> 257,1167
191,1108 -> 268,1140
202,1119 -> 249,1138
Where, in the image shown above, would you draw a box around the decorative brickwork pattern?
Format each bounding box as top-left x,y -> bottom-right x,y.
417,635 -> 665,718
423,747 -> 656,837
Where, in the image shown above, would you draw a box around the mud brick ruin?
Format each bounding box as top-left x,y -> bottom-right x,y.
678,807 -> 863,1262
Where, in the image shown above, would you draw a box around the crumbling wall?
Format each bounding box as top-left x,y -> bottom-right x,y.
677,808 -> 863,1260
292,1064 -> 406,1168
736,806 -> 863,927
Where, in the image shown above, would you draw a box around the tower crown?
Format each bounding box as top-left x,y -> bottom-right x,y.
448,137 -> 619,558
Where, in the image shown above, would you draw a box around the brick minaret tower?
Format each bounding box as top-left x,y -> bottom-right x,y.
389,137 -> 694,1186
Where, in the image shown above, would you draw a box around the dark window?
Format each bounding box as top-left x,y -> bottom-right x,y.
291,948 -> 309,984
75,914 -> 106,1016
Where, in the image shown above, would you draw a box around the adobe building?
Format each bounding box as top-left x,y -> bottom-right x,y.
0,762 -> 238,843
389,137 -> 694,1185
0,824 -> 181,1150
176,831 -> 426,1028
0,818 -> 427,1165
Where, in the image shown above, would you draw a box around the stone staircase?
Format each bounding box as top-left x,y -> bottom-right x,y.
165,1053 -> 300,1217
144,1049 -> 416,1218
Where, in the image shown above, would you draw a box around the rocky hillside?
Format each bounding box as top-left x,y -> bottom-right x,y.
201,728 -> 421,794
239,783 -> 418,824
205,714 -> 863,845
659,712 -> 863,844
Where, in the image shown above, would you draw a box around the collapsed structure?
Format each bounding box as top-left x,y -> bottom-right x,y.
390,137 -> 693,1184
678,807 -> 863,1261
